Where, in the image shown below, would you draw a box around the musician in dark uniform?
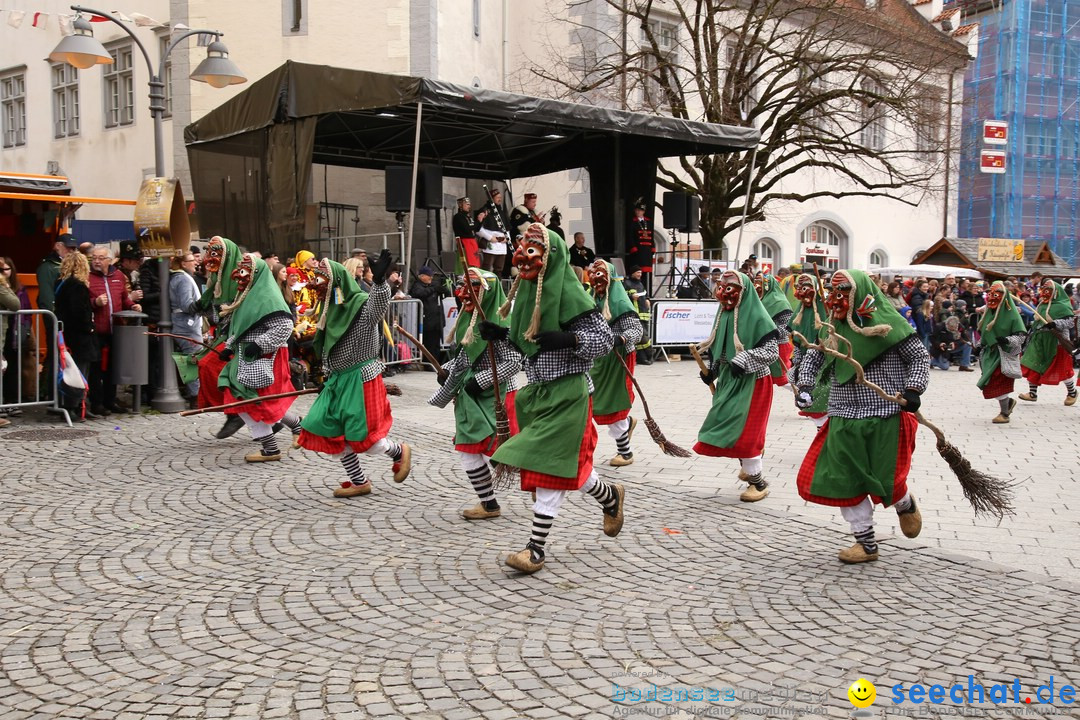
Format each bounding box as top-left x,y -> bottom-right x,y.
509,192 -> 544,237
453,196 -> 482,268
626,202 -> 656,295
476,188 -> 509,275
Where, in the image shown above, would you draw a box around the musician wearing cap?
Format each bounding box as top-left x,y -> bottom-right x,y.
452,196 -> 482,268
477,188 -> 510,274
626,202 -> 655,294
509,192 -> 544,237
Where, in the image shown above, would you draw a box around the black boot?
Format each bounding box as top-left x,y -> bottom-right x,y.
214,414 -> 245,439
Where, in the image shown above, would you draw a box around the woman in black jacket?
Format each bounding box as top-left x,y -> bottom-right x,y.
53,252 -> 96,409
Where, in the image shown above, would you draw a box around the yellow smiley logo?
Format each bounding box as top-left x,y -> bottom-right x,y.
848,678 -> 876,708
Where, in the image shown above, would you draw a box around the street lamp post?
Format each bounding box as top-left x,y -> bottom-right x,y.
50,6 -> 245,413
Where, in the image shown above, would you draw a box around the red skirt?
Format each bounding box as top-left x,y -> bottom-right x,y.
981,367 -> 1015,399
299,374 -> 394,454
693,375 -> 773,459
222,347 -> 295,424
1021,346 -> 1074,386
773,340 -> 793,387
455,390 -> 520,456
520,399 -> 598,492
197,342 -> 230,412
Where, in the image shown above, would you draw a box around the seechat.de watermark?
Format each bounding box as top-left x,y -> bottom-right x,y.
890,676 -> 1076,707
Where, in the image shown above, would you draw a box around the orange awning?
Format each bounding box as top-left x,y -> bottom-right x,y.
0,192 -> 135,205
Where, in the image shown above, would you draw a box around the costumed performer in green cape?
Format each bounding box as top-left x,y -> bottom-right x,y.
215,253 -> 302,462
297,251 -> 413,497
756,273 -> 794,387
586,259 -> 644,467
1019,278 -> 1077,406
977,281 -> 1026,424
694,270 -> 779,502
787,273 -> 831,427
428,267 -> 523,520
477,222 -> 625,575
794,269 -> 927,564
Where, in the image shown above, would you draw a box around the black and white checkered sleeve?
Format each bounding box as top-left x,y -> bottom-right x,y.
571,310 -> 614,361
897,334 -> 930,393
473,339 -> 523,392
359,281 -> 392,326
734,336 -> 779,378
612,311 -> 643,351
799,348 -> 825,390
774,310 -> 793,342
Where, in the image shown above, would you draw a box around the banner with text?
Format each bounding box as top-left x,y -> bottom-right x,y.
653,300 -> 720,346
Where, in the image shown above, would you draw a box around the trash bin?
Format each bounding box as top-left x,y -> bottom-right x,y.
112,310 -> 149,412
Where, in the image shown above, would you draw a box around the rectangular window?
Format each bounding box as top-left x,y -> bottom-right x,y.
860,77 -> 886,151
52,63 -> 80,138
1,70 -> 27,147
103,43 -> 134,128
915,88 -> 941,152
642,18 -> 679,109
725,40 -> 756,119
1023,120 -> 1056,157
799,58 -> 828,134
158,35 -> 172,117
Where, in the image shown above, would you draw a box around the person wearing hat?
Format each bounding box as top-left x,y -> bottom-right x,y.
689,265 -> 713,300
794,269 -> 928,564
452,197 -> 482,268
290,250 -> 321,331
477,188 -> 510,275
408,265 -> 451,366
623,265 -> 653,365
1019,277 -> 1078,405
476,222 -> 625,574
977,281 -> 1026,424
626,202 -> 655,295
36,233 -> 78,313
739,254 -> 758,276
509,192 -> 544,238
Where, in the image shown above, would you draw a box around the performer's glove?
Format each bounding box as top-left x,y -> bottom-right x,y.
795,389 -> 814,409
436,368 -> 449,385
241,342 -> 262,362
534,330 -> 577,352
900,388 -> 922,414
997,336 -> 1012,350
699,366 -> 717,385
217,347 -> 235,362
370,248 -> 394,284
464,378 -> 484,397
729,361 -> 747,377
477,320 -> 508,342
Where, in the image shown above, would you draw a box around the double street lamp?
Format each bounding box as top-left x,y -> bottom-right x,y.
50,5 -> 245,413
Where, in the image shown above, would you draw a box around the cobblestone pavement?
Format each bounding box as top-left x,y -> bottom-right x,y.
1,360 -> 1078,720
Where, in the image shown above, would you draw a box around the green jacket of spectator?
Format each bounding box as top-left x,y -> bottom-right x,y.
35,252 -> 62,312
0,278 -> 20,343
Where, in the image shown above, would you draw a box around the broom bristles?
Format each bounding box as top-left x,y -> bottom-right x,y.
937,440 -> 1015,520
385,383 -> 402,396
645,417 -> 692,457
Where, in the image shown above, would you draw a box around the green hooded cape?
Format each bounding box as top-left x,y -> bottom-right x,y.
697,271 -> 778,449
192,236 -> 242,350
825,269 -> 914,386
313,259 -> 369,359
789,274 -> 829,349
588,261 -> 638,418
503,228 -> 596,357
218,256 -> 291,399
1022,280 -> 1075,375
759,274 -> 791,321
454,268 -> 508,364
590,261 -> 638,324
977,281 -> 1025,390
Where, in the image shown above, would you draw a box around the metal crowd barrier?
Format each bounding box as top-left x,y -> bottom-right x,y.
381,298 -> 425,368
0,309 -> 73,426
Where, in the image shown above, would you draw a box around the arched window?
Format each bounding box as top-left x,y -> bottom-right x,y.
799,221 -> 847,270
753,237 -> 781,271
869,249 -> 888,269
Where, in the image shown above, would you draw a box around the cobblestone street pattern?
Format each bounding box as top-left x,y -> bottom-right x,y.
1,362 -> 1077,719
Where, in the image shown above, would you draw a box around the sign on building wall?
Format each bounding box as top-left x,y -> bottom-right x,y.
977,237 -> 1024,262
983,120 -> 1008,145
979,150 -> 1006,174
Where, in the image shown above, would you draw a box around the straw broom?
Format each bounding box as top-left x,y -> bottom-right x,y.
793,329 -> 1015,519
614,353 -> 691,457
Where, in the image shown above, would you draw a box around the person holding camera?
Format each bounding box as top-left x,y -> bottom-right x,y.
409,266 -> 451,367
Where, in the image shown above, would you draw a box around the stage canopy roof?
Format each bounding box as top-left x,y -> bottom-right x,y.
184,61 -> 758,257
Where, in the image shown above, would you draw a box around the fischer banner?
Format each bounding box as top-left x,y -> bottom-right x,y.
653,300 -> 720,346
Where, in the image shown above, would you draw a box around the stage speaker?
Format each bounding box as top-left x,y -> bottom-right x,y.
662,191 -> 688,230
416,164 -> 443,210
685,195 -> 700,233
385,165 -> 444,211
385,166 -> 413,212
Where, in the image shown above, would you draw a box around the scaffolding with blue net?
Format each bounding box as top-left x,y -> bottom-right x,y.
954,0 -> 1080,268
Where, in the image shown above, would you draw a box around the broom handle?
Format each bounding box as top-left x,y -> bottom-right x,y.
146,331 -> 216,353
792,330 -> 946,444
393,324 -> 444,373
614,350 -> 655,421
179,388 -> 318,416
688,344 -> 715,395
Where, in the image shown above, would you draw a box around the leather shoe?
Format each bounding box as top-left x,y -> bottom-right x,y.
214,414 -> 245,439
